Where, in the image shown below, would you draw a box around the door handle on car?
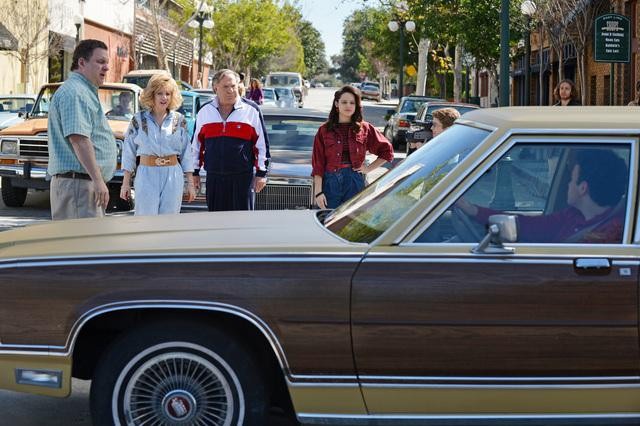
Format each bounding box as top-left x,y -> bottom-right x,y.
574,258 -> 611,274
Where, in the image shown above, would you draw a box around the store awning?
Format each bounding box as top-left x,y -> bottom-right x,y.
0,23 -> 18,51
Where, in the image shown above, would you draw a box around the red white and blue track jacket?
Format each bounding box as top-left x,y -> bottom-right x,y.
192,96 -> 270,177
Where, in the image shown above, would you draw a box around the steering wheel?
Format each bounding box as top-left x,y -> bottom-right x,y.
451,206 -> 485,242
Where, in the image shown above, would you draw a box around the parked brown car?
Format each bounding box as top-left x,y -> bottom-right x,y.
0,107 -> 639,425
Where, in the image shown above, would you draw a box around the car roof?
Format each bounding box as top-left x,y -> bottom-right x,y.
261,107 -> 327,119
461,106 -> 640,130
424,101 -> 479,108
42,82 -> 142,92
0,94 -> 37,99
124,69 -> 169,77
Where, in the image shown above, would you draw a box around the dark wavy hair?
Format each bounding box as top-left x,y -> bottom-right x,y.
71,39 -> 107,71
553,79 -> 579,102
327,86 -> 363,132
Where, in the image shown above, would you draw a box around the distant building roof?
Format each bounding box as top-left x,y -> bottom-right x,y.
0,23 -> 17,51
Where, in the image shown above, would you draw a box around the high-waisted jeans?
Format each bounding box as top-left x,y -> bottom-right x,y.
323,167 -> 365,209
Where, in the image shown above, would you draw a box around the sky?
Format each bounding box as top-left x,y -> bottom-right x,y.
300,0 -> 360,63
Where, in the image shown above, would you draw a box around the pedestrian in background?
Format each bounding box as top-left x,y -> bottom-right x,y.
238,72 -> 247,97
628,81 -> 640,105
247,78 -> 264,105
120,74 -> 196,215
192,69 -> 270,211
311,85 -> 394,209
553,79 -> 581,106
407,107 -> 461,155
47,39 -> 116,220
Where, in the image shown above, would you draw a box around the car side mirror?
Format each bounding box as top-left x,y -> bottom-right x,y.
472,214 -> 517,254
18,111 -> 24,118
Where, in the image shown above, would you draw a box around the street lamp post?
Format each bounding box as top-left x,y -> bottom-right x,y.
521,0 -> 536,106
188,8 -> 214,83
388,18 -> 415,99
499,0 -> 510,106
74,15 -> 83,46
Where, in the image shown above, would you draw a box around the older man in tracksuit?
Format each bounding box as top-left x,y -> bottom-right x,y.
192,69 -> 270,211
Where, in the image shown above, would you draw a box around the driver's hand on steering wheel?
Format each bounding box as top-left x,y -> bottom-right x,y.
455,197 -> 478,217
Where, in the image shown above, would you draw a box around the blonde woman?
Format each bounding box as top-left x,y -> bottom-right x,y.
120,73 -> 196,215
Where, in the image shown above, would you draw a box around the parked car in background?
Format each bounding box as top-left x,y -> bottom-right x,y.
262,87 -> 278,107
359,81 -> 381,102
188,107 -> 326,209
349,82 -> 361,90
0,95 -> 37,130
0,83 -> 142,211
384,95 -> 443,149
123,69 -> 192,90
272,87 -> 298,108
265,72 -> 305,107
2,108 -> 639,426
405,101 -> 480,152
179,90 -> 214,140
190,88 -> 214,96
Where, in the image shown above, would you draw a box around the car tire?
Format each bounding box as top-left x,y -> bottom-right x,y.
1,177 -> 27,207
90,321 -> 268,426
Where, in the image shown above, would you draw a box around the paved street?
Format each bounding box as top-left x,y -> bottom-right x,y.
0,87 -> 398,425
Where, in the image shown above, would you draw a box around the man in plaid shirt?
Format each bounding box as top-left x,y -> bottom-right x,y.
47,39 -> 116,220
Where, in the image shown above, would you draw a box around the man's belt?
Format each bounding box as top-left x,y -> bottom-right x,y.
139,155 -> 178,167
55,171 -> 92,180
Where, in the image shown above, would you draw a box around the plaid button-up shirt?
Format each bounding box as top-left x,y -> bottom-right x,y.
47,72 -> 117,181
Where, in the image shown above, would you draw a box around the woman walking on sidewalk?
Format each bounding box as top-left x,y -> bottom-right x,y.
311,85 -> 394,209
120,73 -> 196,215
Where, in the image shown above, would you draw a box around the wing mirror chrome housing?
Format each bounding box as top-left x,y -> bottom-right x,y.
472,214 -> 517,254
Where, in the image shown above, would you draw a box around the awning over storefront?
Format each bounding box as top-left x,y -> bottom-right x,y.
0,23 -> 18,51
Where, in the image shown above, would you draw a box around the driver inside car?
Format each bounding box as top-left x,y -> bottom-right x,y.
108,92 -> 133,117
456,148 -> 628,244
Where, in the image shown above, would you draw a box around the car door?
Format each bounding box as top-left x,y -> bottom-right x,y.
351,137 -> 640,418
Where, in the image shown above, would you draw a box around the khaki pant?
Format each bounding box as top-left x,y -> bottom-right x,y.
50,175 -> 105,220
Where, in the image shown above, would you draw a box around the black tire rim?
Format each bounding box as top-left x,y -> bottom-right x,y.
112,342 -> 243,425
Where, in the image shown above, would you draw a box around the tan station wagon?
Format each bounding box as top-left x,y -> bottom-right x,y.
0,107 -> 639,425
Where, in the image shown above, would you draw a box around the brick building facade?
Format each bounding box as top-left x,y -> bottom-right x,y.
513,0 -> 638,106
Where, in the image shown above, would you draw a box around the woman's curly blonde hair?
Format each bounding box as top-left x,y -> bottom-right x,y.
139,73 -> 182,111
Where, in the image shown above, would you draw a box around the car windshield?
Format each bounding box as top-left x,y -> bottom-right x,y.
123,76 -> 151,89
426,105 -> 478,115
268,75 -> 300,87
274,88 -> 294,99
400,99 -> 428,113
30,86 -> 138,120
0,97 -> 35,114
264,117 -> 323,151
324,124 -> 492,243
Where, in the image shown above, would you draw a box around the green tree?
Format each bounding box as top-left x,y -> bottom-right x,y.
297,20 -> 328,78
204,0 -> 304,75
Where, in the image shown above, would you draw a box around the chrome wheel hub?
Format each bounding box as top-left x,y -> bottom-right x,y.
121,350 -> 234,426
161,390 -> 197,422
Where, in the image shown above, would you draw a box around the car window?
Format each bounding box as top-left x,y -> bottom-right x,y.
400,99 -> 427,113
179,96 -> 194,117
31,87 -> 58,117
263,89 -> 275,101
264,117 -> 323,151
325,124 -> 491,243
103,89 -> 137,120
0,98 -> 35,113
418,143 -> 631,244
